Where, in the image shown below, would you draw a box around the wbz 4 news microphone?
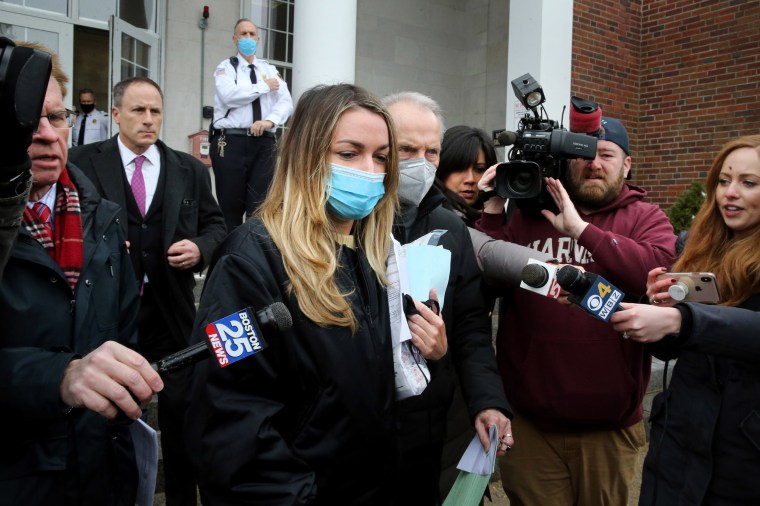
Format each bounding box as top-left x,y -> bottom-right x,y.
520,259 -> 561,299
556,265 -> 624,322
152,302 -> 293,374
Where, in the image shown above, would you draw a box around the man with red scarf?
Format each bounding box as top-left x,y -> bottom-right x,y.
0,43 -> 163,506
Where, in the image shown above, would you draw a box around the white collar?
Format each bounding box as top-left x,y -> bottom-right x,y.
116,136 -> 160,168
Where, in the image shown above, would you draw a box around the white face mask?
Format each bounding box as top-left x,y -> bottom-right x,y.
398,158 -> 437,206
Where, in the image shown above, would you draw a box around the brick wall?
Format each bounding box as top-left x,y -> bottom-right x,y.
571,0 -> 760,209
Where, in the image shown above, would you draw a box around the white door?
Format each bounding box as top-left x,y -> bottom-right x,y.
0,10 -> 74,107
108,15 -> 159,132
109,15 -> 159,82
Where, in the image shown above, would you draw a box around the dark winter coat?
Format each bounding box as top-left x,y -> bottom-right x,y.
640,296 -> 760,505
184,219 -> 398,505
0,165 -> 140,505
70,136 -> 227,357
0,158 -> 31,279
394,187 -> 511,503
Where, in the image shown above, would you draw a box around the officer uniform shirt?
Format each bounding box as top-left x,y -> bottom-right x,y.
212,52 -> 293,132
72,109 -> 109,146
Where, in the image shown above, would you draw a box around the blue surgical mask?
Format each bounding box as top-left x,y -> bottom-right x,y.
238,37 -> 257,57
325,163 -> 386,221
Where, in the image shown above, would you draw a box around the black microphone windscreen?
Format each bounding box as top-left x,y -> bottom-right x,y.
521,263 -> 549,288
497,130 -> 518,147
256,301 -> 293,331
556,265 -> 589,295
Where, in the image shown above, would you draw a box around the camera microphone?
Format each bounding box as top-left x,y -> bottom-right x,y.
496,130 -> 518,147
152,302 -> 292,374
556,265 -> 624,322
519,259 -> 560,299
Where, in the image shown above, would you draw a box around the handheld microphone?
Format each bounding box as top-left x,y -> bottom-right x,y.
152,301 -> 292,374
519,259 -> 560,299
556,265 -> 624,322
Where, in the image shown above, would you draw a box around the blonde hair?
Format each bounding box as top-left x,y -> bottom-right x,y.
258,84 -> 399,332
673,134 -> 760,306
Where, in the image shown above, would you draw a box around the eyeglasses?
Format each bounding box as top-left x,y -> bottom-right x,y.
34,109 -> 77,133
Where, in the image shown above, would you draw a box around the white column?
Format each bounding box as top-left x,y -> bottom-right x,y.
292,0 -> 357,102
506,0 -> 574,130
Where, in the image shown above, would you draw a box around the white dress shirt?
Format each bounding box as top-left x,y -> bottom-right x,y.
27,183 -> 57,222
117,137 -> 161,213
72,109 -> 109,146
118,138 -> 160,285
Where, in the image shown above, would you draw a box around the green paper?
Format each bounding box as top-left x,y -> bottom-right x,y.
443,471 -> 491,506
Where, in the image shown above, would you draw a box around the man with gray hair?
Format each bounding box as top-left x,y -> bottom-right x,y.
384,91 -> 513,504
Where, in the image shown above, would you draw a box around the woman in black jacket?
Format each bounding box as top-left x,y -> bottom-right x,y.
611,135 -> 760,505
185,84 -> 404,505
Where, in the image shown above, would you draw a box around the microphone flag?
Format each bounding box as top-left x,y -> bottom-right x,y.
205,307 -> 269,367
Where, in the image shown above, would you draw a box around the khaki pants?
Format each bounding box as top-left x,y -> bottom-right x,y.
499,412 -> 646,506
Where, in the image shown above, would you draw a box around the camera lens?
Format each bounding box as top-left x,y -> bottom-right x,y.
508,170 -> 535,195
495,160 -> 542,199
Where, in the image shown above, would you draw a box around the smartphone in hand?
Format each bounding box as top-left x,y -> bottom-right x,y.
402,293 -> 440,317
657,272 -> 720,303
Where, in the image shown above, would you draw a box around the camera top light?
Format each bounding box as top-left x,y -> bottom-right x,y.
511,73 -> 545,111
526,92 -> 544,108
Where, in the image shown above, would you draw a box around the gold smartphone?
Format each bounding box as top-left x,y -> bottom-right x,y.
657,272 -> 720,303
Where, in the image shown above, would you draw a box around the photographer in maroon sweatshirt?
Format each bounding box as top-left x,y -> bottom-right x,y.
476,100 -> 676,506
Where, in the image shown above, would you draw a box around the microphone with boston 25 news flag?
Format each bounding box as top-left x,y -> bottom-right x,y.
152,302 -> 292,374
556,265 -> 624,322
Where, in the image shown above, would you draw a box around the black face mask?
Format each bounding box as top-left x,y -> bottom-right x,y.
79,103 -> 95,114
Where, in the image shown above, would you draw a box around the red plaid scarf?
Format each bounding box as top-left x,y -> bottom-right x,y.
22,167 -> 84,290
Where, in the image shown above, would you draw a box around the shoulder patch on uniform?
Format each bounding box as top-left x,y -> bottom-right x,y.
215,68 -> 226,77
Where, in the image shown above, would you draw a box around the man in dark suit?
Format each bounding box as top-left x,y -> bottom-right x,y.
70,76 -> 226,506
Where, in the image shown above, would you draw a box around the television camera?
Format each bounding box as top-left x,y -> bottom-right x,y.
494,73 -> 598,212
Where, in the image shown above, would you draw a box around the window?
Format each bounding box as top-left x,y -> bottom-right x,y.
246,0 -> 294,88
1,0 -> 67,15
120,32 -> 150,78
119,0 -> 155,31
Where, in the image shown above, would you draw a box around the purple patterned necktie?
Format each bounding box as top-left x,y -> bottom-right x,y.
131,155 -> 147,217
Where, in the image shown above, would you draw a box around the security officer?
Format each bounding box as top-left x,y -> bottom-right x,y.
210,18 -> 293,231
71,88 -> 108,146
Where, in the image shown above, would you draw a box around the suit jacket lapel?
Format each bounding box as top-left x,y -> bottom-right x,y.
158,141 -> 189,249
90,138 -> 130,235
